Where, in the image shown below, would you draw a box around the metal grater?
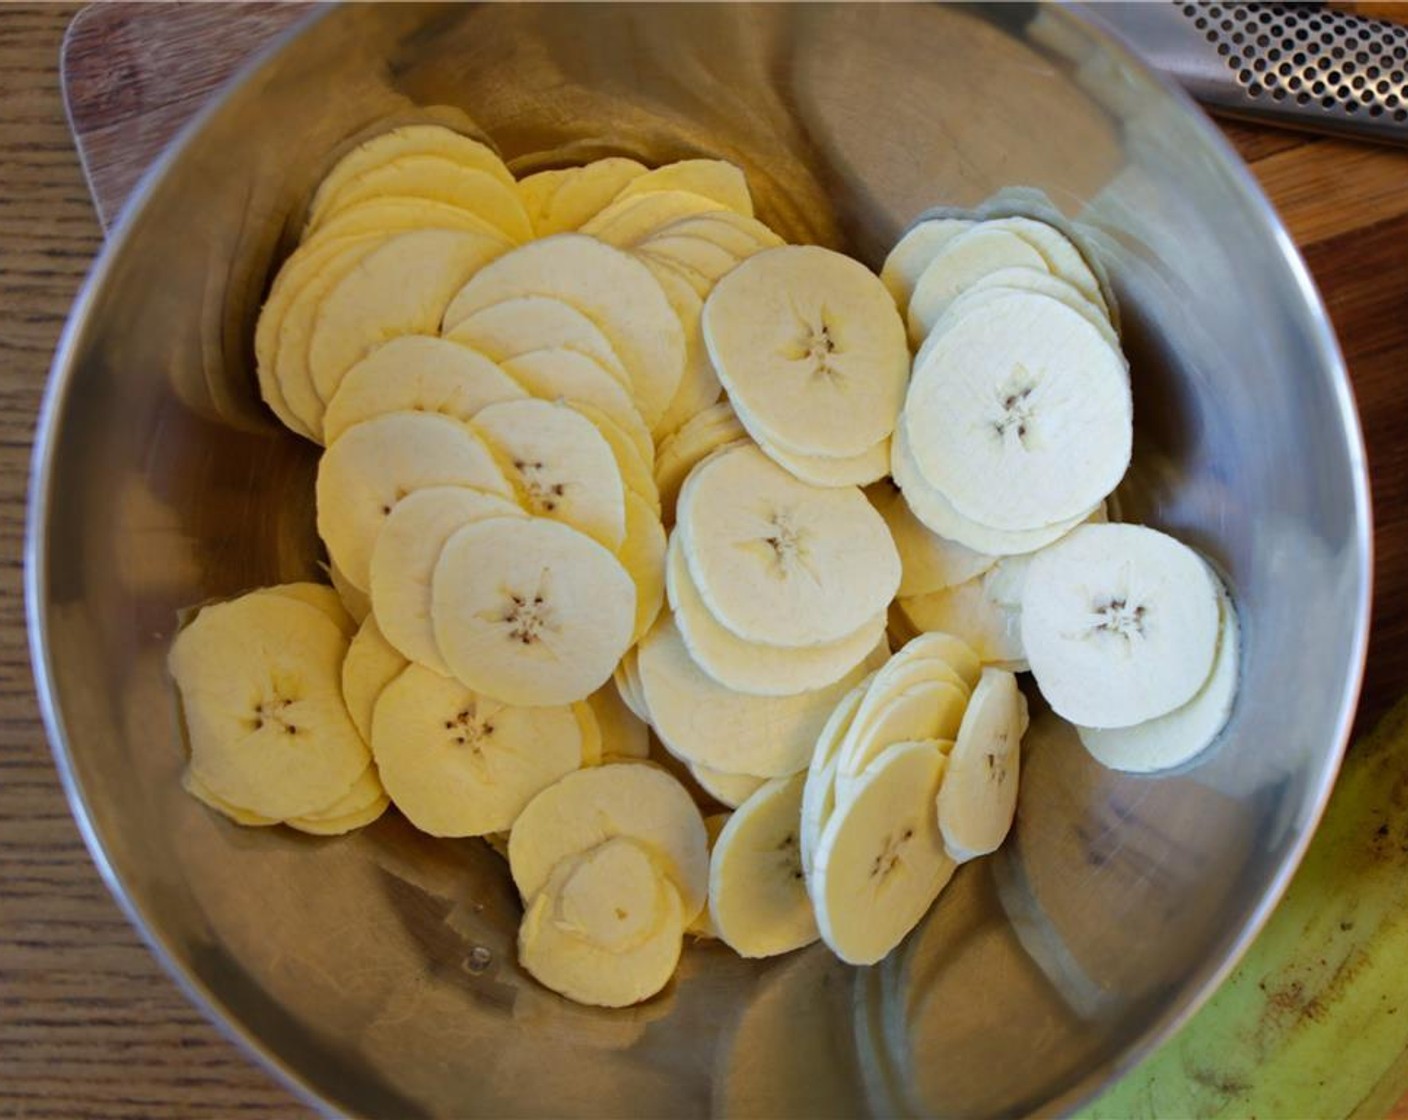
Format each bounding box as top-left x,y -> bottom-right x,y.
1084,1 -> 1408,145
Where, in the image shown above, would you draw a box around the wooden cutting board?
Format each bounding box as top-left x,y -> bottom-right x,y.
49,2 -> 1408,1117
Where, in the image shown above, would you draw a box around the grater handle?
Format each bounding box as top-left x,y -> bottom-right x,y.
1083,1 -> 1408,147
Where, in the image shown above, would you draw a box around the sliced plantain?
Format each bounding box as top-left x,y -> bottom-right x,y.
169,592 -> 369,820
903,291 -> 1131,532
879,217 -> 974,307
619,491 -> 667,644
958,266 -> 1117,347
472,398 -> 627,550
799,676 -> 870,875
315,410 -> 511,591
690,763 -> 768,810
308,228 -> 510,404
665,532 -> 885,696
431,516 -> 636,706
369,485 -> 526,671
309,155 -> 531,243
703,245 -> 909,459
834,679 -> 968,801
761,437 -> 891,490
653,403 -> 748,526
636,253 -> 722,441
508,762 -> 709,918
1020,523 -> 1221,728
676,443 -> 900,648
980,216 -> 1108,315
937,666 -> 1028,861
638,234 -> 742,288
897,556 -> 1032,669
182,769 -> 277,828
340,613 -> 408,743
518,838 -> 685,1008
287,764 -> 390,836
567,400 -> 657,513
613,647 -> 651,725
371,663 -> 582,836
443,294 -> 630,388
442,235 -> 684,430
1077,580 -> 1240,772
532,157 -> 648,235
636,613 -> 887,777
686,813 -> 731,939
500,348 -> 646,441
575,700 -> 604,767
310,195 -> 511,244
707,772 -> 818,958
906,225 -> 1048,345
322,334 -> 526,443
655,211 -> 784,256
263,582 -> 356,639
328,560 -> 371,625
809,740 -> 955,966
586,681 -> 650,762
615,159 -> 753,216
305,124 -> 516,218
581,190 -> 727,247
869,479 -> 997,597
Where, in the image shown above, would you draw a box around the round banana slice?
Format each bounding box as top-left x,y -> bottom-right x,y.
708,772 -> 819,958
310,196 -> 511,244
371,663 -> 582,837
500,348 -> 645,440
906,225 -> 1048,345
690,763 -> 768,810
686,813 -> 731,939
619,491 -> 667,644
328,561 -> 371,625
617,159 -> 753,216
431,516 -> 636,706
1021,524 -> 1221,728
287,764 -> 390,836
169,593 -> 369,820
887,631 -> 983,693
879,217 -> 973,306
980,216 -> 1108,315
261,582 -> 356,639
896,559 -> 1029,668
903,291 -> 1132,532
637,254 -> 721,441
891,423 -> 1097,556
637,249 -> 714,299
809,740 -> 956,966
760,437 -> 890,489
273,237 -> 384,438
799,676 -> 870,875
636,614 -> 886,777
575,701 -> 604,767
613,648 -> 651,724
666,533 -> 885,696
676,443 -> 900,648
869,480 -> 997,597
440,234 -> 685,429
369,485 -> 526,671
960,267 -> 1116,346
472,399 -> 627,550
341,614 -> 408,743
587,682 -> 650,762
255,234 -> 375,439
315,410 -> 511,591
638,235 -> 741,286
182,769 -> 277,827
306,124 -> 516,214
518,838 -> 685,1008
655,211 -> 784,256
534,157 -> 648,235
565,400 -> 656,506
937,667 -> 1029,862
309,155 -> 531,243
308,228 -> 510,404
443,294 -> 630,388
703,245 -> 908,459
581,190 -> 727,247
508,762 -> 710,918
1077,584 -> 1240,773
323,334 -> 527,443
653,403 -> 748,525
834,680 -> 968,802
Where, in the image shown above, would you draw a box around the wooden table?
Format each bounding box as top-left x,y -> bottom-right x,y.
1,5 -> 1406,1117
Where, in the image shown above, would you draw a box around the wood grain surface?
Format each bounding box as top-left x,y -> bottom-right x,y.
1,5 -> 1406,1118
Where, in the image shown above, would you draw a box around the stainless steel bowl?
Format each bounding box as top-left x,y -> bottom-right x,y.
27,4 -> 1371,1117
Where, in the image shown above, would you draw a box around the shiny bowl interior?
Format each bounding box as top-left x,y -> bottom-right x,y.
28,4 -> 1370,1117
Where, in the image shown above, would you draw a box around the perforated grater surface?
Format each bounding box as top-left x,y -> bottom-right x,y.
1085,1 -> 1408,145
